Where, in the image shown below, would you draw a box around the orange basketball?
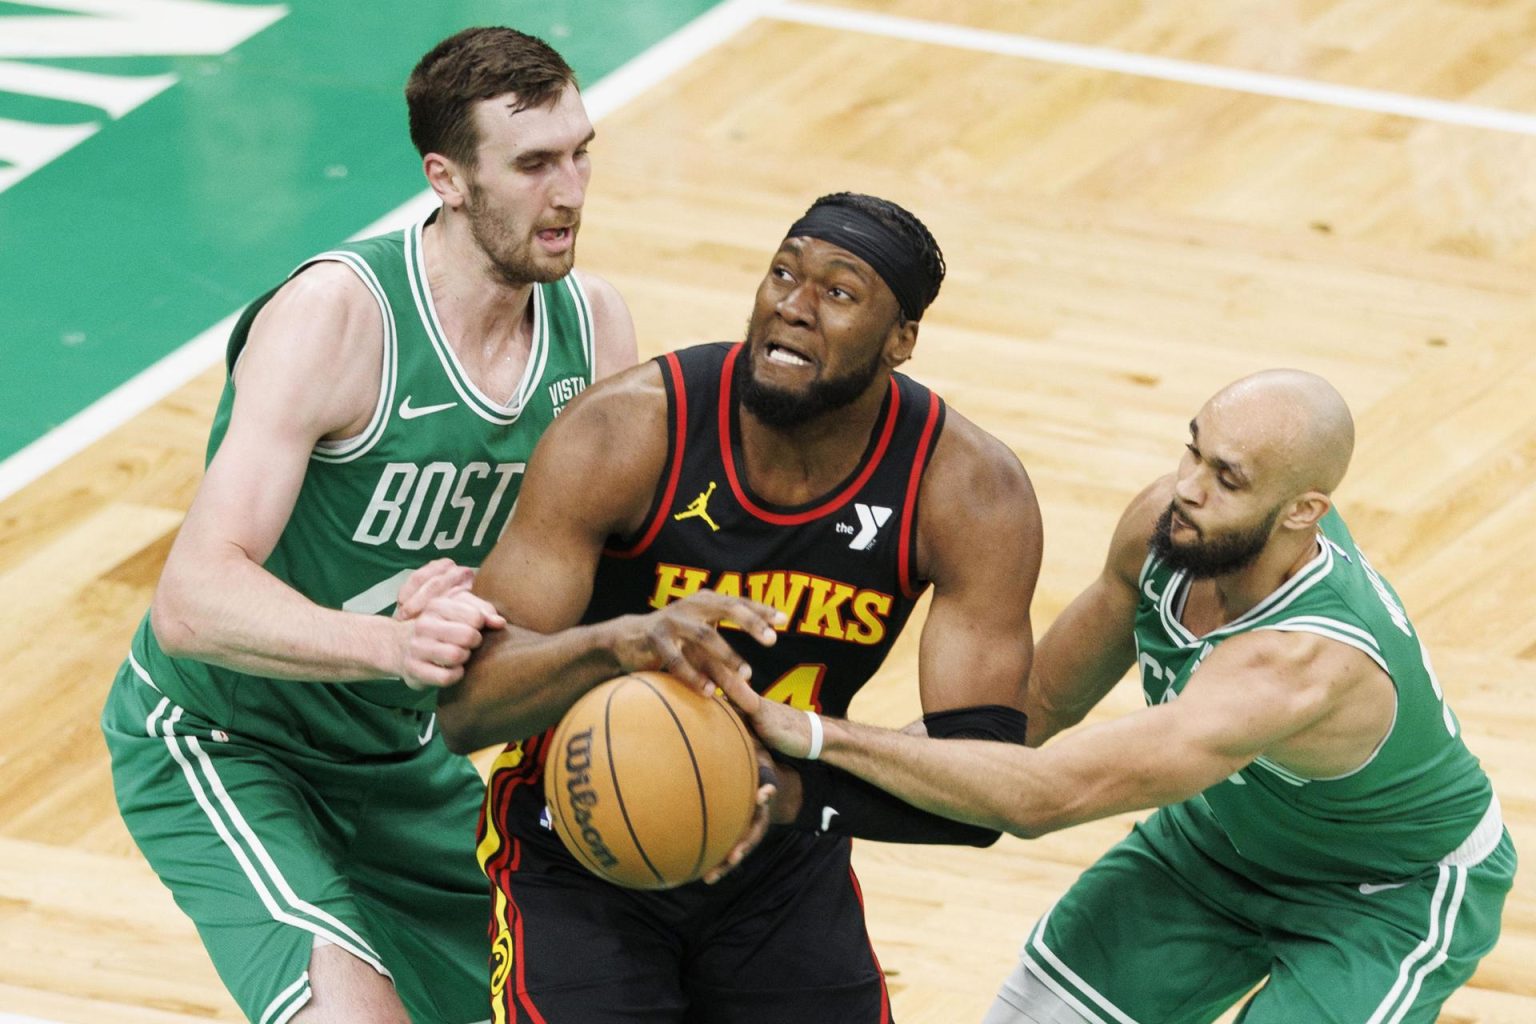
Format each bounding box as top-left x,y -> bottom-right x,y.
543,670 -> 761,890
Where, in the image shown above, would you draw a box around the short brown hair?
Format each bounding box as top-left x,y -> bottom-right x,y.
406,26 -> 577,166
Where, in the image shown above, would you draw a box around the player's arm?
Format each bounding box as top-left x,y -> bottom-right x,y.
149,264 -> 494,687
775,415 -> 1043,846
574,269 -> 639,379
1024,478 -> 1169,745
729,618 -> 1379,838
436,365 -> 782,754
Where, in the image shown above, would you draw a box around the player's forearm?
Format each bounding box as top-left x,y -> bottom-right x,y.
151,556 -> 402,682
437,617 -> 633,752
817,718 -> 1093,835
821,709 -> 1230,839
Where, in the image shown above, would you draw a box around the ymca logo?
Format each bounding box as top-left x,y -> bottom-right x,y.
846,503 -> 892,551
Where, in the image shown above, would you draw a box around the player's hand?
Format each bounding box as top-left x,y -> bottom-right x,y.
703,743 -> 778,884
393,558 -> 476,621
715,671 -> 820,760
611,592 -> 787,695
398,590 -> 507,690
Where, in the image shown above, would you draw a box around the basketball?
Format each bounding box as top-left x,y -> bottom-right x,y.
543,670 -> 761,890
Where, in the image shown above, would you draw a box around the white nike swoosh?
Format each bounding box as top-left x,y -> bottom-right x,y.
1358,881 -> 1410,895
398,397 -> 458,420
820,806 -> 839,832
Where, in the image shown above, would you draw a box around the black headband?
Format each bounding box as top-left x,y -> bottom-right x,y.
784,205 -> 930,321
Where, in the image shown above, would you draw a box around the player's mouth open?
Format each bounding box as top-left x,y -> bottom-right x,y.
538,227 -> 570,242
766,343 -> 811,367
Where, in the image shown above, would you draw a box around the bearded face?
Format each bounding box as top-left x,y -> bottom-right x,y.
463,172 -> 577,286
1151,500 -> 1282,578
737,319 -> 887,429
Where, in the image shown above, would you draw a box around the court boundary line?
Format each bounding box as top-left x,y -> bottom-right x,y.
8,0 -> 1536,502
770,1 -> 1536,136
0,0 -> 771,504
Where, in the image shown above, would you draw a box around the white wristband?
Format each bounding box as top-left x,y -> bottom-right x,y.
804,710 -> 824,761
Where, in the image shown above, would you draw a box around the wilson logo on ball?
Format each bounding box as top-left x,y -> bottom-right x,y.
561,728 -> 620,870
544,671 -> 759,889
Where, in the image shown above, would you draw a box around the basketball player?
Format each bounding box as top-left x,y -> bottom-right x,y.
434,192 -> 1043,1022
99,27 -> 636,1024
722,370 -> 1516,1023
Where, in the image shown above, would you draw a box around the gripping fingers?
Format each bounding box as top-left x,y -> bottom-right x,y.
395,560 -> 473,620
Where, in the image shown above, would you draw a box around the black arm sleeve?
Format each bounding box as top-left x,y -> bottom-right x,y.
786,704 -> 1028,847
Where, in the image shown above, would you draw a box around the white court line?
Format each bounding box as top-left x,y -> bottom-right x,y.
7,0 -> 1536,503
0,0 -> 772,504
771,0 -> 1536,136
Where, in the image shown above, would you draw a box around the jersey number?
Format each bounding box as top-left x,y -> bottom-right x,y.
760,663 -> 827,712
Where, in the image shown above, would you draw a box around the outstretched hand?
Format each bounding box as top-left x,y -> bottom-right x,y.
714,671 -> 820,761
612,591 -> 787,695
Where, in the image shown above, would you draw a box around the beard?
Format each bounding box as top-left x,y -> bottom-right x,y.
1151,501 -> 1280,579
464,178 -> 575,286
737,327 -> 887,429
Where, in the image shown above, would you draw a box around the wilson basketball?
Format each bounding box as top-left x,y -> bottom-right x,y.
544,670 -> 761,890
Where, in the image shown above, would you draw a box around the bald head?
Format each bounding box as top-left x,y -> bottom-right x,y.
1201,369 -> 1355,497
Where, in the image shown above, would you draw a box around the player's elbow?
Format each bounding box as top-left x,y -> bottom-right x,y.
1003,818 -> 1050,841
148,579 -> 207,660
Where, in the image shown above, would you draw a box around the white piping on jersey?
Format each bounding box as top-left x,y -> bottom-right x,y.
564,273 -> 596,383
1022,909 -> 1142,1024
1440,793 -> 1503,869
258,970 -> 311,1024
1264,615 -> 1384,666
137,682 -> 395,981
127,649 -> 163,693
1248,756 -> 1310,787
1155,536 -> 1332,646
406,218 -> 552,425
303,250 -> 398,464
1365,864 -> 1467,1024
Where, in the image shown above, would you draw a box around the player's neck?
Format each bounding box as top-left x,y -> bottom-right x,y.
1205,533 -> 1323,624
736,382 -> 889,506
422,216 -> 537,362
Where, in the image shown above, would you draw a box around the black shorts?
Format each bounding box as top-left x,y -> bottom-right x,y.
487,816 -> 891,1023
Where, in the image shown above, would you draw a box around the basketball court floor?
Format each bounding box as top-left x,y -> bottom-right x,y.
1,1 -> 1532,1020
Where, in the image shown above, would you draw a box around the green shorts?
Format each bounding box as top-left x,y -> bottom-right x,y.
102,658 -> 491,1024
1003,806 -> 1515,1024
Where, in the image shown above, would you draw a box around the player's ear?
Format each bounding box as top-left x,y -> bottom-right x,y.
424,152 -> 470,209
885,318 -> 918,369
1282,491 -> 1330,531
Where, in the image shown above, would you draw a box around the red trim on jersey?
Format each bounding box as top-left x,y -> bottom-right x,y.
511,892 -> 549,1024
483,736 -> 546,877
898,390 -> 943,599
848,863 -> 893,1024
605,353 -> 688,559
719,343 -> 902,525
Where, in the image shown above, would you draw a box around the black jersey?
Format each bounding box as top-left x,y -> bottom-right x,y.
584,341 -> 946,717
479,343 -> 949,1017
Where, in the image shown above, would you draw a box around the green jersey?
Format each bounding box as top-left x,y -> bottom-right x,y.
1134,508 -> 1497,882
126,211 -> 597,758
